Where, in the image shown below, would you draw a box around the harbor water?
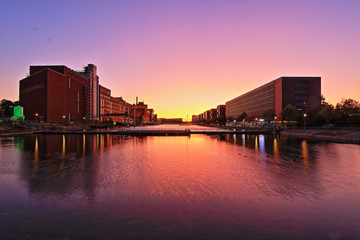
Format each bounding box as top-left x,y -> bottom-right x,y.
1,126 -> 360,239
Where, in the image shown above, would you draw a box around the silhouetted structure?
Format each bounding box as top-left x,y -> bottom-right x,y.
158,118 -> 183,124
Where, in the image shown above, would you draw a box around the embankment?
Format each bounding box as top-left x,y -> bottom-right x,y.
280,129 -> 360,144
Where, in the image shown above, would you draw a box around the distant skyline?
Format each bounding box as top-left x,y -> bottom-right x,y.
1,0 -> 360,120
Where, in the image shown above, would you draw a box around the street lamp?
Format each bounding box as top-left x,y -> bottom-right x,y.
35,113 -> 39,130
303,113 -> 307,130
274,116 -> 277,130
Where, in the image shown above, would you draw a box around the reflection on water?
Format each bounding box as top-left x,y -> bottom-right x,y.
1,132 -> 360,239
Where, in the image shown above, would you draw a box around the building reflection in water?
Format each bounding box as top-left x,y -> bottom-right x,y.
19,134 -> 133,202
18,133 -> 323,203
222,133 -> 318,165
220,133 -> 325,198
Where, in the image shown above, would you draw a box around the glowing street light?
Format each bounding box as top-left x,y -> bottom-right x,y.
35,113 -> 39,129
273,116 -> 277,130
303,113 -> 307,130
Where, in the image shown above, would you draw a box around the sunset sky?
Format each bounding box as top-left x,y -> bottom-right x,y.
1,0 -> 359,120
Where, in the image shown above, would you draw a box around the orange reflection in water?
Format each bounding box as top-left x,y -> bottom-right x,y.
254,136 -> 258,154
273,138 -> 279,158
34,136 -> 38,172
114,135 -> 242,207
82,134 -> 86,157
301,140 -> 309,166
62,135 -> 66,156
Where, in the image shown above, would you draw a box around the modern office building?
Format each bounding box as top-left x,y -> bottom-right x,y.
226,77 -> 321,120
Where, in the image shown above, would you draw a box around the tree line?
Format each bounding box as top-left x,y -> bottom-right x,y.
0,99 -> 20,119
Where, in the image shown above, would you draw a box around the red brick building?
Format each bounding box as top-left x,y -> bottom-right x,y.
19,64 -> 153,123
19,65 -> 97,122
100,85 -> 112,121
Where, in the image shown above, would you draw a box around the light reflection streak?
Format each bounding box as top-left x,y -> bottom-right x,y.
301,140 -> 309,166
97,134 -> 99,150
62,135 -> 66,156
273,138 -> 279,158
34,136 -> 38,172
255,136 -> 258,154
100,134 -> 105,152
83,134 -> 86,157
60,135 -> 65,169
259,135 -> 265,154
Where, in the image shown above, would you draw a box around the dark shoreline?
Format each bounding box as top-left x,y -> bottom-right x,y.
280,129 -> 360,144
1,126 -> 359,144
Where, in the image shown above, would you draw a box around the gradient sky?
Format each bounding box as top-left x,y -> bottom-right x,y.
1,0 -> 359,120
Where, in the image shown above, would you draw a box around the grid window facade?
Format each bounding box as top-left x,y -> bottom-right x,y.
227,81 -> 275,118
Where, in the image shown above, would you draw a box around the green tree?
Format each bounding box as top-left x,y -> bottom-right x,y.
281,104 -> 298,121
236,112 -> 248,122
0,99 -> 14,117
262,109 -> 275,123
319,105 -> 336,124
218,116 -> 226,125
336,98 -> 360,115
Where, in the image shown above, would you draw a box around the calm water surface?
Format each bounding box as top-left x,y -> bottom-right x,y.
1,125 -> 360,239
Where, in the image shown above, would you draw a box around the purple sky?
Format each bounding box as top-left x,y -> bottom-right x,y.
1,0 -> 359,119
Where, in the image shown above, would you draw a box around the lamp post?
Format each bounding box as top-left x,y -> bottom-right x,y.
63,115 -> 66,125
274,116 -> 277,130
35,113 -> 39,130
303,113 -> 307,130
